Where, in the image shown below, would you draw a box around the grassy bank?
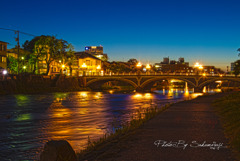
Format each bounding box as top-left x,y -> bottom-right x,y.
77,103 -> 172,160
213,92 -> 240,160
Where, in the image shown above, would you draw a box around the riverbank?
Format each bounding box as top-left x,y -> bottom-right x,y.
0,75 -> 89,95
213,92 -> 240,160
78,92 -> 236,161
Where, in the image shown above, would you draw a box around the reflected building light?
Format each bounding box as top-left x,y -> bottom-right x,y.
203,86 -> 207,93
109,90 -> 114,94
133,93 -> 143,98
144,93 -> 152,99
80,92 -> 88,98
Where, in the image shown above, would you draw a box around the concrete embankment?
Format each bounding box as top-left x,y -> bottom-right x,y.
79,93 -> 236,161
0,75 -> 85,94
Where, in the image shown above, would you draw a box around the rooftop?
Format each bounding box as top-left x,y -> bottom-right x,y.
75,52 -> 101,60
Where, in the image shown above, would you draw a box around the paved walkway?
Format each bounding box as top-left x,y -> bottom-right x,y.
85,93 -> 236,161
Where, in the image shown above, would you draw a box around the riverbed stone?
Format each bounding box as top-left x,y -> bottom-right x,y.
40,140 -> 77,161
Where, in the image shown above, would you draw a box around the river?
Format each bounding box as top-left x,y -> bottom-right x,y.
0,88 -> 220,160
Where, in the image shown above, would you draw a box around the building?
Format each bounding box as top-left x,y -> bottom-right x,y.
231,62 -> 235,72
75,52 -> 102,76
154,57 -> 192,74
85,46 -> 108,61
162,57 -> 169,64
0,41 -> 8,70
178,57 -> 184,63
194,65 -> 223,75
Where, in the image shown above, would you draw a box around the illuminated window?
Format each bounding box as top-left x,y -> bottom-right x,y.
2,56 -> 6,63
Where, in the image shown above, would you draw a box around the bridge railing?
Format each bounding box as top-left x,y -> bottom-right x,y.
83,72 -> 238,77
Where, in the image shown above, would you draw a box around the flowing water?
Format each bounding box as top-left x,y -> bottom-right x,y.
0,88 -> 220,160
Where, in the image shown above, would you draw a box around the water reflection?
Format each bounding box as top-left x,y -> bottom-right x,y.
0,89 -> 218,160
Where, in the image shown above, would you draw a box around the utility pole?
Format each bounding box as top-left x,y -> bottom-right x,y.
0,27 -> 35,74
15,30 -> 20,74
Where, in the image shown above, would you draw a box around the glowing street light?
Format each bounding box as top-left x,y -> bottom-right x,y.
23,66 -> 26,69
81,63 -> 87,76
194,62 -> 200,68
202,73 -> 206,77
97,65 -> 101,70
219,74 -> 223,77
21,57 -> 24,60
81,63 -> 87,68
136,62 -> 142,75
3,70 -> 7,75
61,64 -> 65,68
146,64 -> 151,69
136,62 -> 142,68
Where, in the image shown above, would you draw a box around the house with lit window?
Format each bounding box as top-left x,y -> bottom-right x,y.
0,41 -> 8,70
75,52 -> 102,76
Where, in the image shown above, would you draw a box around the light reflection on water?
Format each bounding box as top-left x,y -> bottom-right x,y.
0,88 -> 217,160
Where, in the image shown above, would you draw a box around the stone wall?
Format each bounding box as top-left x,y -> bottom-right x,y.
0,75 -> 84,94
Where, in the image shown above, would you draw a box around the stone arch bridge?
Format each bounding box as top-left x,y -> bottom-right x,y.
80,75 -> 240,92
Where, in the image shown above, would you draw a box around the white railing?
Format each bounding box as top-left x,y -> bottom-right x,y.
84,72 -> 238,77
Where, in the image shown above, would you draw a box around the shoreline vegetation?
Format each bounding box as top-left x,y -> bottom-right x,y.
213,92 -> 240,160
77,102 -> 173,160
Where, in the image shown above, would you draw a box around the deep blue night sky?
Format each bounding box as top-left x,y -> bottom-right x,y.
1,0 -> 240,70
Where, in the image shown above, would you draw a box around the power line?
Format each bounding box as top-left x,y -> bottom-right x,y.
0,27 -> 36,37
0,27 -> 36,74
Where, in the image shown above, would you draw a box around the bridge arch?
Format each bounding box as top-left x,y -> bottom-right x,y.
86,77 -> 138,89
140,76 -> 196,89
198,77 -> 240,89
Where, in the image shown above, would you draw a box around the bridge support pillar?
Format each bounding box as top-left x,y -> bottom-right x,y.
136,87 -> 143,92
80,76 -> 87,87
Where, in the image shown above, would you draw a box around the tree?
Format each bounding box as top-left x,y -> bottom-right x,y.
23,35 -> 52,74
35,36 -> 71,75
63,44 -> 75,76
238,48 -> 240,57
233,60 -> 240,76
23,35 -> 49,52
127,58 -> 138,65
7,47 -> 31,73
7,56 -> 18,74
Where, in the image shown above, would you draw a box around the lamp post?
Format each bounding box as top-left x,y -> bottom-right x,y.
136,62 -> 142,75
194,62 -> 203,75
81,63 -> 87,76
97,65 -> 101,76
61,64 -> 65,75
23,66 -> 26,73
146,64 -> 151,75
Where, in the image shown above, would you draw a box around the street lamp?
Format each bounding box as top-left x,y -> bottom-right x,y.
136,62 -> 142,68
23,66 -> 26,72
136,62 -> 142,75
61,64 -> 65,75
146,64 -> 151,75
194,62 -> 203,75
97,65 -> 101,76
81,63 -> 87,76
3,70 -> 7,75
